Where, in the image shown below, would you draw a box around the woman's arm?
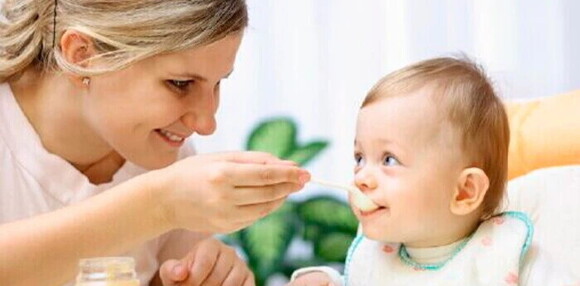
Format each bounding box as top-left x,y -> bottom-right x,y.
0,151 -> 307,286
507,90 -> 580,179
0,173 -> 170,286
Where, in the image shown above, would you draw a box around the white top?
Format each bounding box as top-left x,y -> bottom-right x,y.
0,83 -> 206,285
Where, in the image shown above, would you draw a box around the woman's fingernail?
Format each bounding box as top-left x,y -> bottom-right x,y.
299,173 -> 310,184
173,263 -> 185,277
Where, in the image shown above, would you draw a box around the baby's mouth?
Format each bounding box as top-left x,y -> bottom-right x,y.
360,206 -> 388,217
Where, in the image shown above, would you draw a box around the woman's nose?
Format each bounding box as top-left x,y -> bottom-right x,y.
181,112 -> 216,135
181,88 -> 218,135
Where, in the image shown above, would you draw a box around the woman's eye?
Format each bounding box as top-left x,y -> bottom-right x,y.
168,80 -> 193,90
354,153 -> 365,167
383,155 -> 400,166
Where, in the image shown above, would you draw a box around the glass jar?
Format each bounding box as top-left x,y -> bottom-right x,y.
75,257 -> 140,286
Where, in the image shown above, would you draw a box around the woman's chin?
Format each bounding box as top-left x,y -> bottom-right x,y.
129,153 -> 178,170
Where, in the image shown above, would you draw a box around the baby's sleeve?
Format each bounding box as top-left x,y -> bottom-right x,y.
290,266 -> 344,285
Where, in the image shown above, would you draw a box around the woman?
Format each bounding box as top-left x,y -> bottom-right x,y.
0,0 -> 309,285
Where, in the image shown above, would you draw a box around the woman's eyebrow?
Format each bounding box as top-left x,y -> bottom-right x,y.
170,70 -> 234,81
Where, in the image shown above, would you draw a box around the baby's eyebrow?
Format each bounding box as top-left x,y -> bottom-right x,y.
354,137 -> 397,146
375,137 -> 395,145
378,138 -> 407,156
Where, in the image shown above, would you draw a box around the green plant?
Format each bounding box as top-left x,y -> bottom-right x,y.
223,118 -> 358,286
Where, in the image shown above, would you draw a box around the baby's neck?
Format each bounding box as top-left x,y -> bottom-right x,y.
405,215 -> 480,248
404,236 -> 468,264
401,216 -> 482,265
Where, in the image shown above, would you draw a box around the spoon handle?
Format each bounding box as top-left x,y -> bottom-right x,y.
310,177 -> 357,194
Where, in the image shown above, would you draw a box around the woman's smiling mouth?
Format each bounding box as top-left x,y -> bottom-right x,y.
155,129 -> 186,147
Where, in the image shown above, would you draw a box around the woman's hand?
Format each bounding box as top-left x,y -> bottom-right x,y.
158,238 -> 254,286
151,151 -> 310,233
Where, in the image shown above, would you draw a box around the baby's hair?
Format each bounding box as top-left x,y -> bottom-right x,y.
362,56 -> 509,219
0,0 -> 248,82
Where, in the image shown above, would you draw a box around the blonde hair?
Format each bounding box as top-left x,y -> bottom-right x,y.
362,57 -> 510,219
0,0 -> 248,82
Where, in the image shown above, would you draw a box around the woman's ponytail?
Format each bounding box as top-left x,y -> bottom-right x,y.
0,0 -> 55,82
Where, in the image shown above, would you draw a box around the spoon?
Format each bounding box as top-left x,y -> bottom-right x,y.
309,177 -> 379,212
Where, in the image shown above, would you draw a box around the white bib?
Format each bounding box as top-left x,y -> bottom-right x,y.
344,211 -> 533,286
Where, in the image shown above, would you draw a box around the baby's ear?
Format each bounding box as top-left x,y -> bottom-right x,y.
449,168 -> 489,216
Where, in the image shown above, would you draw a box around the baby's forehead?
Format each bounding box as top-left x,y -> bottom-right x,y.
357,91 -> 461,148
359,87 -> 449,126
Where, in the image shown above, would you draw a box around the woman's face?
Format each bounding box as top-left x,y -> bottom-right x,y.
84,34 -> 243,169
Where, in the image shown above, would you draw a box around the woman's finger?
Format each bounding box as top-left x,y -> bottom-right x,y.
243,271 -> 256,286
215,197 -> 288,234
219,163 -> 309,187
199,247 -> 235,285
187,242 -> 219,285
158,259 -> 188,286
219,151 -> 295,166
232,183 -> 303,206
237,197 -> 287,221
222,259 -> 250,286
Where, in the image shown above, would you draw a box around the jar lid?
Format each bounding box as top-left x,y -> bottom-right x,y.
77,257 -> 136,281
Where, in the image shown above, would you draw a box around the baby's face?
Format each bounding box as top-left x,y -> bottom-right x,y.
352,87 -> 468,247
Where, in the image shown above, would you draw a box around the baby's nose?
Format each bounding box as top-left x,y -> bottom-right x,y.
354,170 -> 378,193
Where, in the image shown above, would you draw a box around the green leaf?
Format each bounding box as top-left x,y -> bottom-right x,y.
246,118 -> 296,158
302,223 -> 322,241
314,232 -> 355,262
285,141 -> 328,166
296,196 -> 358,234
239,202 -> 296,285
220,231 -> 241,247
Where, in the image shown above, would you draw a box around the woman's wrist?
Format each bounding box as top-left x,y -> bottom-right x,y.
136,169 -> 176,233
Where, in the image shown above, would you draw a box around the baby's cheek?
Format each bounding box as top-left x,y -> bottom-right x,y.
347,193 -> 354,203
397,195 -> 436,224
349,204 -> 364,222
397,189 -> 424,206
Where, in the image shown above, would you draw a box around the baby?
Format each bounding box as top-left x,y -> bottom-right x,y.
289,57 -> 577,285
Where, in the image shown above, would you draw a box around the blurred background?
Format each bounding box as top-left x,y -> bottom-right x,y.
197,0 -> 580,193
3,0 -> 577,285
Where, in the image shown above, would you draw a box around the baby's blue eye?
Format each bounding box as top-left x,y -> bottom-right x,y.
383,155 -> 400,166
354,154 -> 365,167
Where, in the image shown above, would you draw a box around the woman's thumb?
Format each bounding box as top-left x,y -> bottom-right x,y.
159,259 -> 188,285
